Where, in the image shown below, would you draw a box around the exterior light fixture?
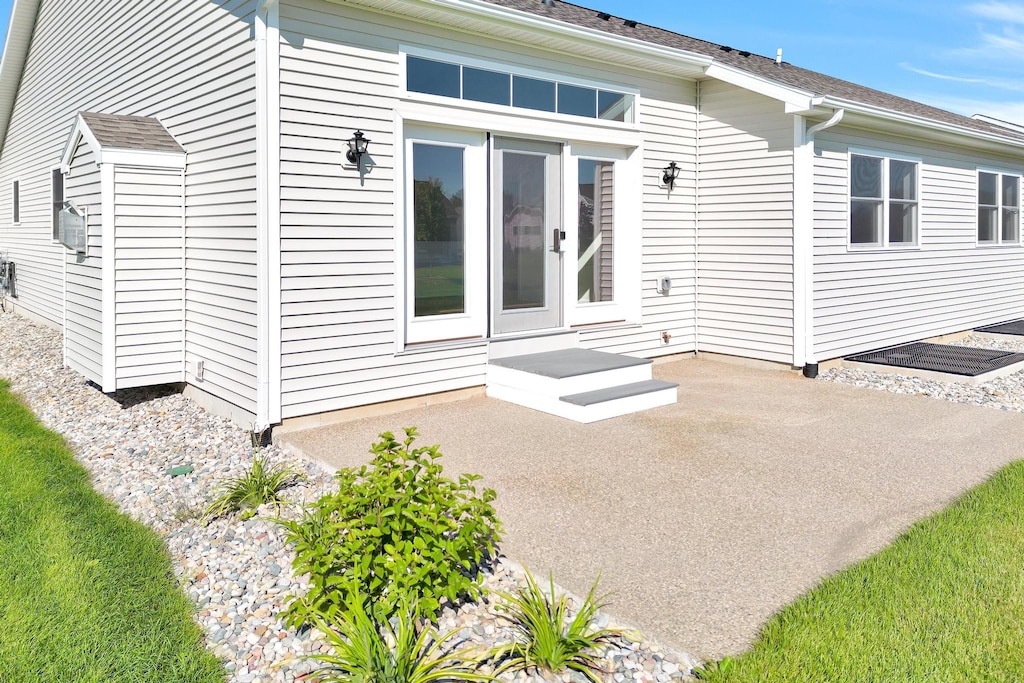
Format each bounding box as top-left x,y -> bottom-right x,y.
662,161 -> 680,189
346,130 -> 370,165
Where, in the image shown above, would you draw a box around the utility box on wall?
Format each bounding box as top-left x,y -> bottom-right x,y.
57,202 -> 87,254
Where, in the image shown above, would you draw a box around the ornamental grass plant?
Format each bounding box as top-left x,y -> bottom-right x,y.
489,568 -> 625,683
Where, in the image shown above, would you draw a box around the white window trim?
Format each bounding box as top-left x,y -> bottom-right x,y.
565,142 -> 641,327
976,167 -> 1022,247
50,166 -> 64,242
846,148 -> 922,251
399,45 -> 640,131
401,123 -> 488,346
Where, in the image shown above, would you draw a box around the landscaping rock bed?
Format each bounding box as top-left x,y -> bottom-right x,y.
0,310 -> 696,682
819,335 -> 1024,412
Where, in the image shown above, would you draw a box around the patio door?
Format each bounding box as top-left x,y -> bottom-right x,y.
491,138 -> 563,335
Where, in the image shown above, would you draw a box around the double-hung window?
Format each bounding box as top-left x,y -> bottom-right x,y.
849,153 -> 919,248
978,171 -> 1020,244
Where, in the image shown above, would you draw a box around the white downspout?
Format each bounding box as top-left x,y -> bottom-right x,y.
792,108 -> 843,371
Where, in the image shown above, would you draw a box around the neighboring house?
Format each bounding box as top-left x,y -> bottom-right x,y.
1,0 -> 1023,428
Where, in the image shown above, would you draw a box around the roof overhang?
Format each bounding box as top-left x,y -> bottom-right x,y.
0,0 -> 40,156
815,97 -> 1024,156
60,113 -> 187,172
332,0 -> 712,78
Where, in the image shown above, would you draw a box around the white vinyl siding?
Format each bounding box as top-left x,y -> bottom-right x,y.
697,81 -> 794,364
814,126 -> 1024,359
278,0 -> 697,418
0,0 -> 259,413
578,92 -> 697,356
113,166 -> 184,388
62,141 -> 102,385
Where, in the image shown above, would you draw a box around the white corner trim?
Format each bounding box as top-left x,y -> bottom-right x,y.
792,116 -> 812,367
100,162 -> 116,392
255,0 -> 282,427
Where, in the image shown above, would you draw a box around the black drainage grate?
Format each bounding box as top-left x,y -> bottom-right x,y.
845,342 -> 1024,377
976,319 -> 1024,336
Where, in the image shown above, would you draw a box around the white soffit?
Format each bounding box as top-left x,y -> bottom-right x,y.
333,0 -> 712,77
0,0 -> 40,155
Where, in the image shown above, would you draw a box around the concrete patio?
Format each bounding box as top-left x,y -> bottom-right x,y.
277,357 -> 1024,660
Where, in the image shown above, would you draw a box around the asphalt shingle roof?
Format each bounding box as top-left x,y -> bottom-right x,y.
79,112 -> 184,153
481,0 -> 1024,143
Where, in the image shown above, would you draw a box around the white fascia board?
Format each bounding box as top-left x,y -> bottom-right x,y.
60,114 -> 100,172
703,62 -> 819,111
821,97 -> 1024,153
341,0 -> 712,73
0,0 -> 39,155
98,149 -> 187,169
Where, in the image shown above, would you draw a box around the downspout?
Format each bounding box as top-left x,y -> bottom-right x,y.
255,0 -> 282,429
693,80 -> 701,354
792,108 -> 843,378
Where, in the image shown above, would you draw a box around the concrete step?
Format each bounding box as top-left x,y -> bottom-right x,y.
485,348 -> 678,423
487,348 -> 652,397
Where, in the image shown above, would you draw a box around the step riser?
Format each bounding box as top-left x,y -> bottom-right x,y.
487,363 -> 652,397
486,383 -> 677,423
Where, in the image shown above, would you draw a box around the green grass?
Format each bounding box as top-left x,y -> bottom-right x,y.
699,461 -> 1024,682
0,381 -> 224,683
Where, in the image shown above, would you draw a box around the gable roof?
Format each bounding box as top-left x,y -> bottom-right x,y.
479,0 -> 1024,143
77,112 -> 184,153
60,112 -> 186,171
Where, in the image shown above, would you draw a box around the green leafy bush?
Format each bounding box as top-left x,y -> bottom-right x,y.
307,582 -> 493,683
281,427 -> 502,626
203,454 -> 305,522
490,568 -> 624,683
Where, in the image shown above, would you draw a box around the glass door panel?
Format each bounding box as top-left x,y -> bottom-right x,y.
492,138 -> 562,334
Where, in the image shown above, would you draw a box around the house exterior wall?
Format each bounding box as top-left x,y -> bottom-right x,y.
812,125 -> 1024,360
697,80 -> 795,364
63,139 -> 102,385
113,165 -> 185,389
0,0 -> 260,414
276,0 -> 698,419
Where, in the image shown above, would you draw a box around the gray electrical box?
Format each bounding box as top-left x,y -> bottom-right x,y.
58,202 -> 88,254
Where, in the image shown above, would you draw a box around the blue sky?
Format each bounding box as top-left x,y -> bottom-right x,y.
0,0 -> 1021,124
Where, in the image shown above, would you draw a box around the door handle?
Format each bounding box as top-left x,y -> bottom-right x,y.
552,228 -> 566,253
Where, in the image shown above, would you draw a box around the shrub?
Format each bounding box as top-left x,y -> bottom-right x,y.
281,427 -> 502,626
489,568 -> 624,683
307,582 -> 493,683
203,454 -> 305,522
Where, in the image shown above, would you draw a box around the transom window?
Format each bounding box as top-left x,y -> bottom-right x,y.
406,56 -> 634,123
849,153 -> 919,248
978,171 -> 1020,245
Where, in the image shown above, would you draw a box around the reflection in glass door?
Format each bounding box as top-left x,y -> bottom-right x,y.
492,138 -> 562,334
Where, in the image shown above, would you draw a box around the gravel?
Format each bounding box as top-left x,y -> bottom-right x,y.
819,334 -> 1024,413
0,310 -> 698,682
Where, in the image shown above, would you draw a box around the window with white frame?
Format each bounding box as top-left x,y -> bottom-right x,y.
978,171 -> 1020,244
51,169 -> 64,241
850,153 -> 919,247
405,55 -> 635,124
12,180 -> 19,224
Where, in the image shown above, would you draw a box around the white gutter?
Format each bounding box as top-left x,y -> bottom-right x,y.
792,108 -> 844,369
820,96 -> 1024,151
0,0 -> 39,155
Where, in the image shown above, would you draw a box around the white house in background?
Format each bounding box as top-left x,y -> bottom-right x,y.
1,0 -> 1024,428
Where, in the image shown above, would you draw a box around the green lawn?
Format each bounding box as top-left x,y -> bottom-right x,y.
699,460 -> 1024,682
0,381 -> 224,682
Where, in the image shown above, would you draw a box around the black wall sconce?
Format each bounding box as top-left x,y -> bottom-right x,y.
662,161 -> 680,190
346,130 -> 370,165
